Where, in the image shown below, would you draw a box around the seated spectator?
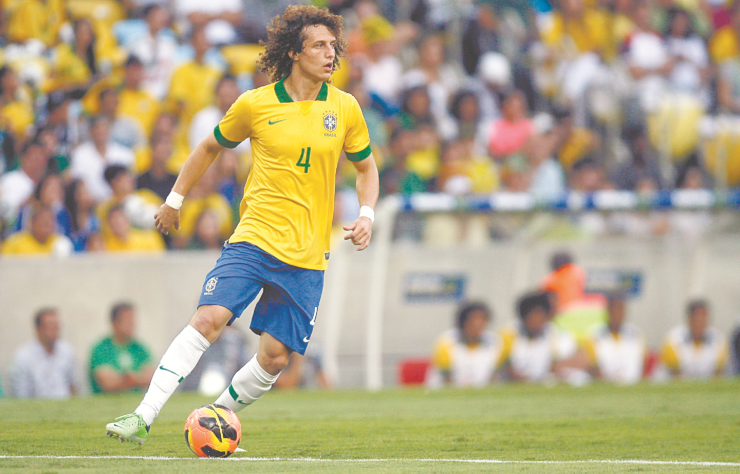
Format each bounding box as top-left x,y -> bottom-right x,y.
13,173 -> 72,237
584,292 -> 646,385
136,137 -> 178,202
0,140 -> 49,226
38,91 -> 76,160
117,55 -> 161,140
401,124 -> 442,194
401,34 -> 463,140
610,123 -> 663,191
79,88 -> 146,150
69,115 -> 136,202
126,5 -> 178,101
437,138 -> 499,195
181,326 -> 250,396
355,10 -> 406,109
185,209 -> 224,250
0,66 -> 34,149
171,164 -> 233,247
551,107 -> 599,173
7,0 -> 67,46
448,89 -> 489,149
64,179 -> 103,252
427,301 -> 505,388
626,2 -> 672,113
102,205 -> 165,253
189,74 -> 247,154
487,90 -> 533,161
664,7 -> 710,108
1,205 -> 73,257
11,308 -> 78,399
500,291 -> 585,385
166,27 -> 221,153
45,19 -> 99,94
658,300 -> 728,380
89,302 -> 155,394
174,0 -> 243,46
275,344 -> 330,390
397,85 -> 435,131
461,2 -> 502,76
709,2 -> 740,65
97,165 -> 160,234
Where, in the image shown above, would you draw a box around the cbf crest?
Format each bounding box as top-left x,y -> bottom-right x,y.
204,277 -> 218,295
323,112 -> 337,132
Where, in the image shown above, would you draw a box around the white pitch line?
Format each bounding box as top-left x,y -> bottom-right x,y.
0,456 -> 738,466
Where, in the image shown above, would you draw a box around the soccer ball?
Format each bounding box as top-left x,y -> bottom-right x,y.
184,404 -> 241,458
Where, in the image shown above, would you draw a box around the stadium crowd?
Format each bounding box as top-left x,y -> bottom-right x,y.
1,0 -> 740,253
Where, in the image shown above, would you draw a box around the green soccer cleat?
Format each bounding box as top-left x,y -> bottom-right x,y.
106,413 -> 150,445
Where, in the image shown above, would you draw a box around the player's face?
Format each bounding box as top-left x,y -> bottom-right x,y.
113,308 -> 136,342
294,24 -> 337,83
463,310 -> 489,344
608,300 -> 625,331
688,307 -> 708,341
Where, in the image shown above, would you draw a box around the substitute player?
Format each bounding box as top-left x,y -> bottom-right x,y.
106,5 -> 378,444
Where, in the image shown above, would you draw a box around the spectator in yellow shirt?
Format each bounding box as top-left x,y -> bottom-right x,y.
0,66 -> 35,146
45,19 -> 98,94
6,0 -> 66,47
103,205 -> 165,253
2,205 -> 73,257
709,3 -> 740,64
118,56 -> 161,139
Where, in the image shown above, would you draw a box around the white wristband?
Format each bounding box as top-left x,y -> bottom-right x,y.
359,205 -> 374,223
165,191 -> 184,210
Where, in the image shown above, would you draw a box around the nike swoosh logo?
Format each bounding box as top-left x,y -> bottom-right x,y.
303,336 -> 310,343
159,366 -> 178,376
236,400 -> 250,405
268,118 -> 286,125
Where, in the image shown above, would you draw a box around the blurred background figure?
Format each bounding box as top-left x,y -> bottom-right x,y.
657,300 -> 728,381
181,326 -> 250,396
427,301 -> 504,389
584,292 -> 646,385
500,291 -> 587,385
11,308 -> 78,399
1,204 -> 73,257
89,302 -> 154,394
275,344 -> 330,390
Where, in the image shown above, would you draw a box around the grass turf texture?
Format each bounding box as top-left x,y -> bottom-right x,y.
0,380 -> 738,473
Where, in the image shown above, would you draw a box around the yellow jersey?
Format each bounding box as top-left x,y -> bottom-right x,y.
214,78 -> 372,270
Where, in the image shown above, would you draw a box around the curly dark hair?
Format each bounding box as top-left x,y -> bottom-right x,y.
258,5 -> 347,83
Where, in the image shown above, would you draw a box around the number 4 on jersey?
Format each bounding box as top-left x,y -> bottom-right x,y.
296,147 -> 311,173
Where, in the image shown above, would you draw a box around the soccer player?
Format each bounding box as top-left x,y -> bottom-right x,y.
659,300 -> 728,380
583,292 -> 646,385
106,5 -> 378,444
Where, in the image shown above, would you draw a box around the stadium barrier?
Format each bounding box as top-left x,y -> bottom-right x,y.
1,191 -> 739,391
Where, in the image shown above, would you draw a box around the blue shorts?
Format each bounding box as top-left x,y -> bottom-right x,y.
197,241 -> 324,355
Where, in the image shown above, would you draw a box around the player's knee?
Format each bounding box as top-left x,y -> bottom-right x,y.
258,350 -> 291,374
189,306 -> 231,343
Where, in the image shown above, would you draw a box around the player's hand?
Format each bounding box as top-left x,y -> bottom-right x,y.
343,216 -> 373,251
154,203 -> 180,235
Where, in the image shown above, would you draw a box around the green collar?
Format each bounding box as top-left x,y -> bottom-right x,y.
274,76 -> 328,103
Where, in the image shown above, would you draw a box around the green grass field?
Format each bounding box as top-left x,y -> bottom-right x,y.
1,380 -> 738,473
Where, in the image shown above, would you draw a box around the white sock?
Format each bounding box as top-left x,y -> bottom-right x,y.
215,355 -> 279,413
135,325 -> 210,425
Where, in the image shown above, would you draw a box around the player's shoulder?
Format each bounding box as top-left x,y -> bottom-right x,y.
327,83 -> 360,106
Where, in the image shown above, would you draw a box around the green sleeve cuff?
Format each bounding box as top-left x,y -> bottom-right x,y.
213,125 -> 241,149
346,144 -> 372,162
